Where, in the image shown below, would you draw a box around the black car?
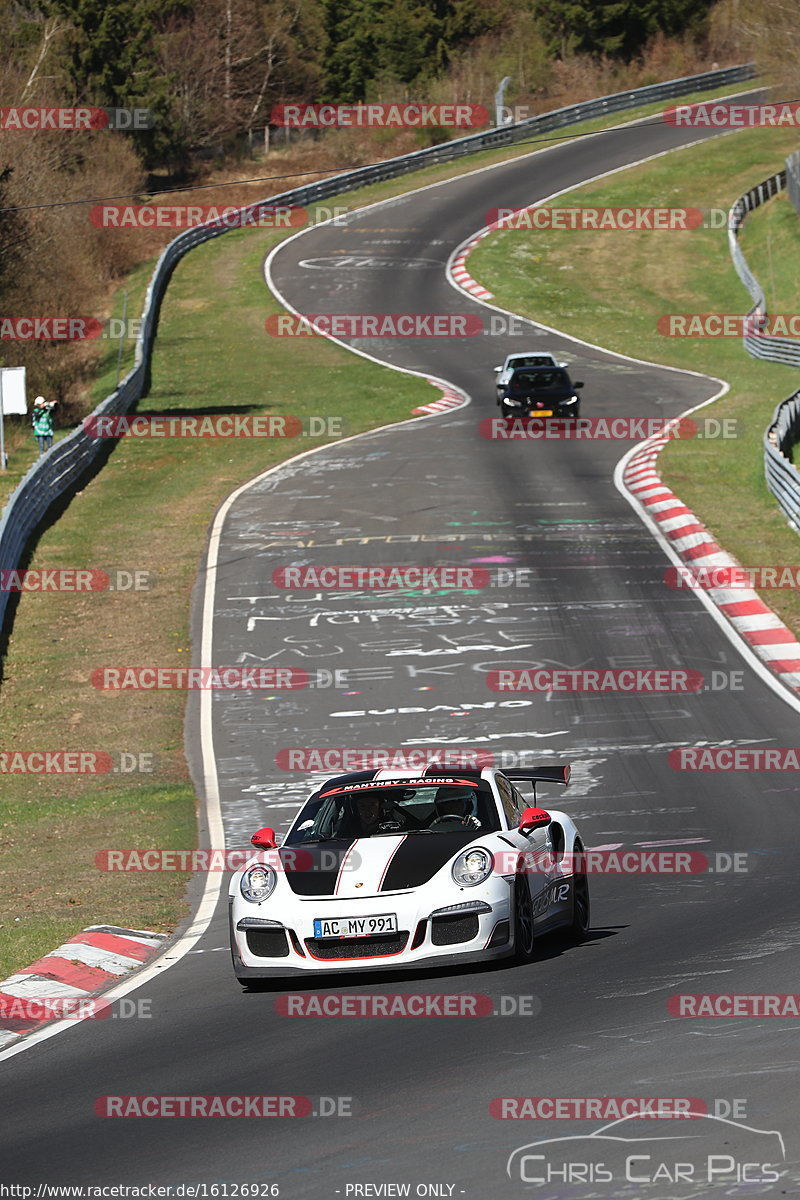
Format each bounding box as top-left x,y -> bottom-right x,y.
498,366 -> 583,419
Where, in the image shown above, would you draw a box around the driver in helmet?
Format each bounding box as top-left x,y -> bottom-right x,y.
430,787 -> 481,829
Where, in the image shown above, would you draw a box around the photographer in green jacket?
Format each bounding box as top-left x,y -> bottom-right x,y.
32,396 -> 56,455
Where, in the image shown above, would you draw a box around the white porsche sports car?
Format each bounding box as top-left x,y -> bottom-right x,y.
229,763 -> 590,982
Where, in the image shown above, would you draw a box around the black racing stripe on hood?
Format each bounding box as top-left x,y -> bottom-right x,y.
380,831 -> 477,891
281,841 -> 355,896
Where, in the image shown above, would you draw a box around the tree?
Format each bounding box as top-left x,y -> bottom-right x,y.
0,166 -> 30,297
535,0 -> 713,60
321,0 -> 504,100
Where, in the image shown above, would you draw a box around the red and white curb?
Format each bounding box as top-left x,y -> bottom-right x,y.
412,379 -> 469,416
623,435 -> 800,692
0,925 -> 166,1048
451,233 -> 494,301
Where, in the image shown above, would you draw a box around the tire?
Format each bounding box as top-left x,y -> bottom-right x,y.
567,842 -> 590,942
513,877 -> 536,963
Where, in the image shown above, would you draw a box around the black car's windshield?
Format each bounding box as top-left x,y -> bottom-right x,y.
285,781 -> 501,843
509,368 -> 570,391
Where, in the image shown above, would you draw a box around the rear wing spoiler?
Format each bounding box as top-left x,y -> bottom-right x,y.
504,765 -> 571,786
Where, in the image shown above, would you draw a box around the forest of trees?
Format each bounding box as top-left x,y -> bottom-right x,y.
0,0 -> 790,410
1,0 -> 718,167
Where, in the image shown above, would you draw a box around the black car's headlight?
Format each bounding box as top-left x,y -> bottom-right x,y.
452,847 -> 493,887
563,394 -> 579,404
240,864 -> 277,902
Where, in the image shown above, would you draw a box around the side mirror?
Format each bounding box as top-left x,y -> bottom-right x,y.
519,807 -> 552,835
493,365 -> 502,372
573,381 -> 584,389
251,827 -> 277,849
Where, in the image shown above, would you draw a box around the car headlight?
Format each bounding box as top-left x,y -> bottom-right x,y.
564,394 -> 579,404
240,864 -> 277,903
452,847 -> 493,887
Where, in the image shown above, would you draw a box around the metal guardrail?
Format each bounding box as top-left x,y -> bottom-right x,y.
727,160 -> 800,530
0,62 -> 758,632
766,390 -> 800,531
728,169 -> 796,364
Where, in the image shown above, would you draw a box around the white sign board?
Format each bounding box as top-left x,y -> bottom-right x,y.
0,366 -> 27,414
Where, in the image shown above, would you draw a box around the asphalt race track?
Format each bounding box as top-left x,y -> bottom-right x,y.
2,93 -> 799,1198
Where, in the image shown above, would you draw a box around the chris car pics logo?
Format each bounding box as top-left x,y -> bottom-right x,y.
506,1112 -> 786,1187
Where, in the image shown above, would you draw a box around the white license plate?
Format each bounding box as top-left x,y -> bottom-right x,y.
313,913 -> 398,939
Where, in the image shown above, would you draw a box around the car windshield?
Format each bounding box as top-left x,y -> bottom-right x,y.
509,368 -> 569,390
285,781 -> 501,843
508,355 -> 554,369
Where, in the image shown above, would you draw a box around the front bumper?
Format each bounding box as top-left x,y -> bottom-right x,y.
500,401 -> 578,417
229,885 -> 514,977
